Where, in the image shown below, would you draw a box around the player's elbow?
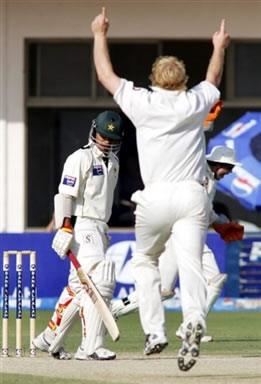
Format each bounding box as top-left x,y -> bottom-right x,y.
206,73 -> 221,88
97,72 -> 121,96
96,71 -> 107,86
97,72 -> 112,94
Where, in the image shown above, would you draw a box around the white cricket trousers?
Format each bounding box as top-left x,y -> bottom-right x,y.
159,243 -> 221,292
131,180 -> 209,336
68,217 -> 110,292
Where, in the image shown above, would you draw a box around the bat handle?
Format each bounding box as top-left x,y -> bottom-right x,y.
67,251 -> 81,270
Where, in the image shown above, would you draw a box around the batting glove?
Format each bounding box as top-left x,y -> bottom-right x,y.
52,226 -> 73,260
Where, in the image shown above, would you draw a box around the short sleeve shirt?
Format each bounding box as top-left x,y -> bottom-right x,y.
59,145 -> 119,223
114,79 -> 220,185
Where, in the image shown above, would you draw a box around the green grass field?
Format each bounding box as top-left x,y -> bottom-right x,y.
1,310 -> 261,356
1,310 -> 261,384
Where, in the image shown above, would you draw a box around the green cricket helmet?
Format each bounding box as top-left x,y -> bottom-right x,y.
90,111 -> 124,156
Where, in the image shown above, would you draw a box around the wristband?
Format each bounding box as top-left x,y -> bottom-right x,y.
62,226 -> 73,234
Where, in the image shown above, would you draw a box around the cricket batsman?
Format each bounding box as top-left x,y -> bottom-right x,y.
33,110 -> 124,360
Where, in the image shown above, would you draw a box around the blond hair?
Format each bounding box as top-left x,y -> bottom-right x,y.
149,56 -> 188,91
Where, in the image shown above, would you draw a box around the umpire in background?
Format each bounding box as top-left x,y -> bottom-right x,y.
91,7 -> 230,371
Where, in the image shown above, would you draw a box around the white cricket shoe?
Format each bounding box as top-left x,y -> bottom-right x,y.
51,346 -> 72,360
177,322 -> 203,372
144,333 -> 168,356
111,297 -> 139,319
176,325 -> 213,343
75,346 -> 116,360
201,335 -> 213,342
175,325 -> 186,340
33,332 -> 50,352
111,299 -> 126,319
33,332 -> 71,359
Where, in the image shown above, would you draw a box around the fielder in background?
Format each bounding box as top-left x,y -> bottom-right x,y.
33,110 -> 124,360
91,7 -> 230,371
111,146 -> 244,343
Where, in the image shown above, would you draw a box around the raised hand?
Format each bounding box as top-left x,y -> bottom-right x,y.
212,19 -> 230,50
91,7 -> 109,36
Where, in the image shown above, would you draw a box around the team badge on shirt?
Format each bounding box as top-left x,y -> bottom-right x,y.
93,164 -> 104,176
62,175 -> 76,187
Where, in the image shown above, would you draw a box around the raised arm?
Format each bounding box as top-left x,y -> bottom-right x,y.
206,19 -> 231,88
91,7 -> 121,95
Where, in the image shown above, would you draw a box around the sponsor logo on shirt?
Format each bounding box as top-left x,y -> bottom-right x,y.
62,175 -> 76,187
93,164 -> 104,176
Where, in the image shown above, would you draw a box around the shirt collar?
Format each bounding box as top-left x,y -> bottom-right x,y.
149,86 -> 181,95
92,143 -> 104,158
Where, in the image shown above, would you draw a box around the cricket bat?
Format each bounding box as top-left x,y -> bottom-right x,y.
67,251 -> 120,342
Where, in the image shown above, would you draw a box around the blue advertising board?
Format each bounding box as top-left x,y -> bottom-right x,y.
208,112 -> 261,211
1,231 -> 260,311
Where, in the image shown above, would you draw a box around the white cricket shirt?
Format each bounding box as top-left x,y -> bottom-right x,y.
206,163 -> 218,224
206,164 -> 229,225
114,79 -> 220,186
58,144 -> 119,223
